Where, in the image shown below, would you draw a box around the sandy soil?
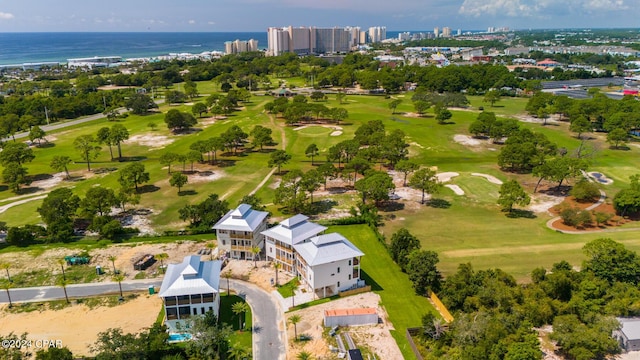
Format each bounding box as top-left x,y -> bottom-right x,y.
30,172 -> 67,190
186,170 -> 226,184
0,294 -> 162,357
527,193 -> 565,214
453,134 -> 481,146
0,240 -> 210,281
127,134 -> 175,149
287,292 -> 403,360
330,131 -> 343,136
471,172 -> 503,185
445,184 -> 465,195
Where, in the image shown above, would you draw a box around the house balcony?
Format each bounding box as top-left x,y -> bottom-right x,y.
275,255 -> 294,265
230,233 -> 253,240
353,269 -> 360,279
230,244 -> 254,252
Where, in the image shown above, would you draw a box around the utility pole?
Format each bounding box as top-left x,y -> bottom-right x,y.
44,106 -> 50,125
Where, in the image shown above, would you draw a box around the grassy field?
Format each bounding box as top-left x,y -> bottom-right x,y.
220,294 -> 253,352
329,224 -> 439,360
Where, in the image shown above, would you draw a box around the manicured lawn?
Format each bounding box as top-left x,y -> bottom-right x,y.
328,224 -> 438,360
277,277 -> 300,298
220,294 -> 252,352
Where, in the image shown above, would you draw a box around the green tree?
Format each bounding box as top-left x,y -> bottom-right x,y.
607,128 -> 628,149
407,250 -> 441,295
395,159 -> 419,186
408,168 -> 441,204
354,171 -> 395,205
170,172 -> 188,194
80,186 -> 117,217
113,273 -> 125,298
389,99 -> 402,114
184,80 -> 199,99
414,100 -> 431,116
125,93 -> 157,115
110,124 -> 130,160
498,180 -> 531,213
50,155 -> 73,179
38,188 -> 79,242
118,163 -> 150,193
483,90 -> 502,107
192,102 -> 208,118
300,169 -> 323,203
2,163 -> 30,193
73,135 -> 101,171
250,125 -> 273,151
570,115 -> 592,140
389,228 -> 421,272
329,107 -> 348,124
269,150 -> 292,174
571,179 -> 600,202
159,152 -> 180,174
164,109 -> 197,132
317,162 -> 337,190
0,142 -> 35,166
35,346 -> 74,360
583,238 -> 640,284
305,143 -> 319,165
28,125 -> 47,145
96,126 -> 115,160
57,277 -> 70,303
155,253 -> 169,274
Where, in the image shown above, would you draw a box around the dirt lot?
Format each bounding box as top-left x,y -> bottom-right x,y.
0,294 -> 161,357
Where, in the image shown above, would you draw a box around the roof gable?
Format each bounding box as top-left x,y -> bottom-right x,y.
294,232 -> 364,266
213,204 -> 268,232
158,255 -> 222,297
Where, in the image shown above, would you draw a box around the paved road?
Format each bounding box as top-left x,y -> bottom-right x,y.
0,278 -> 286,360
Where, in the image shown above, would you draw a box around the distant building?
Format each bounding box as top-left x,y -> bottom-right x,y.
213,204 -> 269,260
67,56 -> 122,69
442,27 -> 452,38
267,26 -> 359,55
224,39 -> 258,55
461,47 -> 484,61
158,255 -> 222,333
434,27 -> 440,38
368,26 -> 386,43
398,32 -> 411,41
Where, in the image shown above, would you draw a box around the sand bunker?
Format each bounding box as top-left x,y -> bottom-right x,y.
527,194 -> 565,214
445,184 -> 465,195
454,134 -> 481,146
127,134 -> 174,149
31,172 -> 67,189
187,170 -> 225,184
472,173 -> 503,185
330,131 -> 343,136
437,172 -> 459,183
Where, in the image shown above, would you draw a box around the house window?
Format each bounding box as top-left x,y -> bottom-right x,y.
270,247 -> 273,253
193,308 -> 197,316
337,281 -> 341,288
349,260 -> 352,266
209,307 -> 213,312
337,267 -> 340,273
201,308 -> 205,315
349,274 -> 351,280
222,240 -> 226,245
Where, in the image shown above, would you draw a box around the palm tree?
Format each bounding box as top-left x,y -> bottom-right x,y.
155,253 -> 169,274
113,274 -> 125,299
223,270 -> 233,296
251,246 -> 261,268
108,255 -> 117,274
232,301 -> 250,330
57,277 -> 70,303
297,351 -> 313,360
57,258 -> 66,281
228,345 -> 250,360
206,241 -> 216,260
0,262 -> 11,282
274,262 -> 282,286
289,314 -> 301,340
1,279 -> 13,308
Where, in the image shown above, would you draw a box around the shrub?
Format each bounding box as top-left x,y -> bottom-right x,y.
570,180 -> 600,202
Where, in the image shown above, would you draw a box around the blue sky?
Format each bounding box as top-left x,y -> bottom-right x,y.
0,0 -> 637,32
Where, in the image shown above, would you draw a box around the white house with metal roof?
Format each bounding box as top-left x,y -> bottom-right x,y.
158,255 -> 222,332
262,214 -> 327,273
213,204 -> 269,260
615,317 -> 640,352
294,233 -> 364,298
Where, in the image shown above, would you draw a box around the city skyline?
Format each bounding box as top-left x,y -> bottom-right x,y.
0,0 -> 638,32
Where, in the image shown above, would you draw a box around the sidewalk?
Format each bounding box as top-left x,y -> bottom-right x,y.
272,287 -> 316,312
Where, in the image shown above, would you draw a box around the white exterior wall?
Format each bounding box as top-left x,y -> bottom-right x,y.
306,258 -> 358,295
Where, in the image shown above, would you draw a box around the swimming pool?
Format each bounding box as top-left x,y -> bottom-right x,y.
168,333 -> 192,342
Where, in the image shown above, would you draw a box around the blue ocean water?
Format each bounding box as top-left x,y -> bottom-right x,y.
0,32 -> 267,65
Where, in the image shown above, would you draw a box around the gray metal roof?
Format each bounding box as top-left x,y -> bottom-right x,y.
158,256 -> 222,298
618,318 -> 640,340
212,204 -> 268,232
294,233 -> 364,266
261,214 -> 327,246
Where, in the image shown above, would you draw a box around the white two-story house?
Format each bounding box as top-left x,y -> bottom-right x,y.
213,204 -> 268,260
294,233 -> 364,298
262,214 -> 327,274
158,255 -> 222,333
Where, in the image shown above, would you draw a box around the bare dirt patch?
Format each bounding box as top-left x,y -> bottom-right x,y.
30,172 -> 67,189
0,294 -> 161,357
127,134 -> 175,149
287,292 -> 402,360
453,134 -> 481,146
527,193 -> 566,214
186,170 -> 226,184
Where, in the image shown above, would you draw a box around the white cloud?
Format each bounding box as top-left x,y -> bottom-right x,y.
0,12 -> 14,20
188,19 -> 196,24
207,21 -> 215,25
459,0 -> 628,17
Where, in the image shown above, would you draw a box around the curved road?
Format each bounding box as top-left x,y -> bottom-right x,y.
0,278 -> 285,360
